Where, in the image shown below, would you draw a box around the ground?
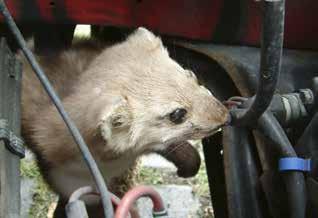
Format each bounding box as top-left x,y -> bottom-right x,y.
20,142 -> 214,218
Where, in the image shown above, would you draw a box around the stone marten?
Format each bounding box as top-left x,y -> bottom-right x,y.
20,27 -> 229,217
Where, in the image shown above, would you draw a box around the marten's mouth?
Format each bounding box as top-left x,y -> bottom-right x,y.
155,124 -> 227,178
190,125 -> 223,140
156,141 -> 201,178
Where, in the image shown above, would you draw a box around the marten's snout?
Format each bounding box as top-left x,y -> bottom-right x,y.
219,105 -> 230,126
217,103 -> 231,126
198,98 -> 230,132
211,100 -> 229,124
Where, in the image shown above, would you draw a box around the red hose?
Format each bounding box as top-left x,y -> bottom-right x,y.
115,185 -> 166,218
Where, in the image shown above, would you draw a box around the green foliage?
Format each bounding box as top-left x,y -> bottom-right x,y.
21,159 -> 57,218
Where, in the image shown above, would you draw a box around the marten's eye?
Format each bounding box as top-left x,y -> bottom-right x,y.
169,108 -> 187,124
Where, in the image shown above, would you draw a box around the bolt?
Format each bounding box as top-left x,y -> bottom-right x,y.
298,89 -> 314,105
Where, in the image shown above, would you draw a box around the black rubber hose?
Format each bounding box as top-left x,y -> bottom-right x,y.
222,126 -> 263,218
0,1 -> 114,217
257,112 -> 306,218
297,112 -> 318,151
232,0 -> 285,126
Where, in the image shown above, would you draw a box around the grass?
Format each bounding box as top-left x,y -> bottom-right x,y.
21,159 -> 57,218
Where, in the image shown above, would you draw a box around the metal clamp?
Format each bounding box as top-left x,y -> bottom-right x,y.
0,119 -> 25,158
153,210 -> 169,217
279,157 -> 311,172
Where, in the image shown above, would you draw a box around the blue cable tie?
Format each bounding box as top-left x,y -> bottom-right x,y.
279,157 -> 311,172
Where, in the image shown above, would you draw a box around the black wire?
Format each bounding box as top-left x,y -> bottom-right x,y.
257,112 -> 306,218
0,1 -> 113,217
230,104 -> 306,218
231,0 -> 285,126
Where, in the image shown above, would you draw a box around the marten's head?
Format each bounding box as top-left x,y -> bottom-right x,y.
95,28 -> 229,176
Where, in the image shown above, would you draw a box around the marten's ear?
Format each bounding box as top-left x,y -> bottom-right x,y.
127,27 -> 164,51
133,27 -> 157,41
98,97 -> 132,140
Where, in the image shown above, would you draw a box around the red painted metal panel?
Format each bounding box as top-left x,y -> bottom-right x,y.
0,0 -> 318,49
242,0 -> 318,50
0,0 -> 223,40
5,0 -> 19,19
36,0 -> 54,21
64,0 -> 223,40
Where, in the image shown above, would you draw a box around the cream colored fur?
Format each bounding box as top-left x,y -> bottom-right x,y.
20,27 -> 228,202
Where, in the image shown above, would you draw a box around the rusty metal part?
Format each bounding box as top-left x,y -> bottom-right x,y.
0,1 -> 114,217
0,118 -> 24,158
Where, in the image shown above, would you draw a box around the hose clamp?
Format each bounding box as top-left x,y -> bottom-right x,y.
153,209 -> 168,217
279,157 -> 311,172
